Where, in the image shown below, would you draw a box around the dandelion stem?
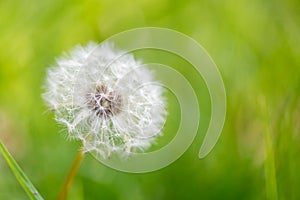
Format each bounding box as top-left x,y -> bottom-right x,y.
57,148 -> 85,200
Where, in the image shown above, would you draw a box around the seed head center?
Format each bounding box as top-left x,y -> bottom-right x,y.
87,84 -> 122,118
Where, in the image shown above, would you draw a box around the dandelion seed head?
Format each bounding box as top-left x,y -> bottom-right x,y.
43,42 -> 167,158
86,84 -> 122,118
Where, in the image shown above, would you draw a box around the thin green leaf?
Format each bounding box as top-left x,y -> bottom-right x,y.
258,97 -> 278,200
0,140 -> 44,200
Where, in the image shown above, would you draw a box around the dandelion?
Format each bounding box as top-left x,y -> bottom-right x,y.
43,42 -> 167,159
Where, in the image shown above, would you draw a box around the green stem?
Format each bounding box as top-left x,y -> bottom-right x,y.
57,148 -> 85,200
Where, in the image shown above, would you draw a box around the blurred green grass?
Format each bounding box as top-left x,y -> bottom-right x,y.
0,0 -> 300,199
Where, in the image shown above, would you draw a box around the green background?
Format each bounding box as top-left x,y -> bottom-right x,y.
0,0 -> 299,199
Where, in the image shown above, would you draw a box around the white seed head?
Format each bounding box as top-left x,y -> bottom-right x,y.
43,42 -> 167,158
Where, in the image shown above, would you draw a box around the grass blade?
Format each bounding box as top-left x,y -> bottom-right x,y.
258,96 -> 278,200
0,140 -> 44,200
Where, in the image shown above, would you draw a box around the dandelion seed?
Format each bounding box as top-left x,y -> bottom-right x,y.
43,42 -> 167,158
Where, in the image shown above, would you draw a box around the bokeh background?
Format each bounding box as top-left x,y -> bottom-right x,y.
0,0 -> 300,199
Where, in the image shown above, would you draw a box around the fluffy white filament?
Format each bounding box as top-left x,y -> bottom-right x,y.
43,42 -> 166,158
